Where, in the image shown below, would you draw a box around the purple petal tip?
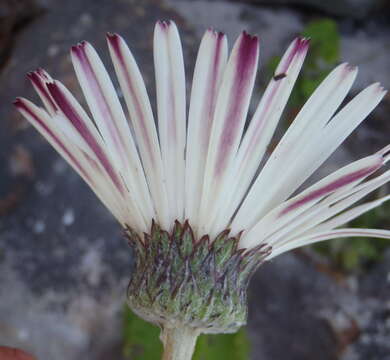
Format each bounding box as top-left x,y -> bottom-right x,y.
106,32 -> 121,45
241,31 -> 258,42
71,41 -> 88,55
157,20 -> 172,30
207,28 -> 225,39
13,97 -> 23,106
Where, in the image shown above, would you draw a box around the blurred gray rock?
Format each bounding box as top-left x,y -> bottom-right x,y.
232,0 -> 386,19
1,0 -> 390,359
0,0 -> 193,359
0,0 -> 43,67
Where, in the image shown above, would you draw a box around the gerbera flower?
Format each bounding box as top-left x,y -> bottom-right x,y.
15,20 -> 389,359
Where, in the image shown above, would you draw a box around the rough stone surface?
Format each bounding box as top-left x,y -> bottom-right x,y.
248,250 -> 390,359
0,0 -> 390,359
0,0 -> 193,359
0,0 -> 43,68
229,0 -> 387,19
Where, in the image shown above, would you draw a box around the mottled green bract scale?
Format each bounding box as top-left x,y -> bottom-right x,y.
125,221 -> 271,334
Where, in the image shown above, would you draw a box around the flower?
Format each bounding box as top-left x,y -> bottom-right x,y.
15,20 -> 389,341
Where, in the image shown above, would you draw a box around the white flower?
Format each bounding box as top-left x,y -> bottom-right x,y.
15,20 -> 390,261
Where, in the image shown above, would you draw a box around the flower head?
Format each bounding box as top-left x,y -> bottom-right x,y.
15,21 -> 389,334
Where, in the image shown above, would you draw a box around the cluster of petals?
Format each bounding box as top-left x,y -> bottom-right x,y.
15,20 -> 390,258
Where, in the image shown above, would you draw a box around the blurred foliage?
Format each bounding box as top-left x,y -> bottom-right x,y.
267,19 -> 340,108
123,307 -> 250,359
267,18 -> 390,271
193,327 -> 250,360
123,306 -> 162,359
313,200 -> 390,271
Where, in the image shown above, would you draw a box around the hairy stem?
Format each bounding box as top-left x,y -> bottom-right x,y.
161,326 -> 200,360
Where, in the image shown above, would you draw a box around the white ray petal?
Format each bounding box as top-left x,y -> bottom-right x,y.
46,80 -> 148,230
240,153 -> 383,249
286,169 -> 390,239
184,29 -> 228,233
14,98 -> 132,227
107,32 -> 170,229
154,21 -> 186,224
314,195 -> 390,233
71,40 -> 155,227
212,37 -> 309,232
233,64 -> 357,228
268,228 -> 390,260
198,31 -> 259,236
27,69 -> 57,115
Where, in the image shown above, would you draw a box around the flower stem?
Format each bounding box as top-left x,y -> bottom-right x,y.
161,326 -> 200,360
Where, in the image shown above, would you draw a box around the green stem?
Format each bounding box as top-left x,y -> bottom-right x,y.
161,326 -> 200,360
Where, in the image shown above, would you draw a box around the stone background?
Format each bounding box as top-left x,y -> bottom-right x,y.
0,0 -> 389,359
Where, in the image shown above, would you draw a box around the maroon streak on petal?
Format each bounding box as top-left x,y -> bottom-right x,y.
107,33 -> 154,164
71,43 -> 126,160
27,70 -> 58,113
46,82 -> 124,194
278,38 -> 309,74
14,98 -> 93,184
242,38 -> 309,162
157,20 -> 171,31
215,32 -> 259,176
281,164 -> 382,216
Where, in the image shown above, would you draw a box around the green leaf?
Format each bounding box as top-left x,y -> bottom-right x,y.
193,328 -> 250,360
122,307 -> 163,359
123,306 -> 251,359
302,19 -> 340,65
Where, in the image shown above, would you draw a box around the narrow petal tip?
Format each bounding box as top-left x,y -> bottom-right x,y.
106,32 -> 122,43
13,97 -> 23,107
294,36 -> 310,49
26,68 -> 53,84
206,27 -> 226,40
241,30 -> 259,44
235,31 -> 259,74
341,63 -> 358,76
71,41 -> 89,56
156,20 -> 173,30
376,83 -> 386,94
13,98 -> 36,116
106,32 -> 124,52
365,82 -> 386,97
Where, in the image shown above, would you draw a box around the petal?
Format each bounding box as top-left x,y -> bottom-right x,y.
212,37 -> 309,232
14,98 -> 131,226
184,29 -> 228,232
313,194 -> 390,233
107,32 -> 170,229
154,20 -> 186,224
288,166 -> 390,239
27,69 -> 58,115
269,228 -> 390,260
234,74 -> 385,232
71,40 -> 155,226
47,81 -> 123,193
198,31 -> 259,236
240,153 -> 383,249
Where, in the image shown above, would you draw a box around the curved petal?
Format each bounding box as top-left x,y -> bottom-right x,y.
269,228 -> 390,260
107,33 -> 170,228
212,37 -> 309,232
154,21 -> 186,224
71,40 -> 155,226
184,29 -> 228,233
240,152 -> 384,248
198,31 -> 259,236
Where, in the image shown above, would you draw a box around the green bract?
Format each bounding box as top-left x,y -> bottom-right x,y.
126,221 -> 271,333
